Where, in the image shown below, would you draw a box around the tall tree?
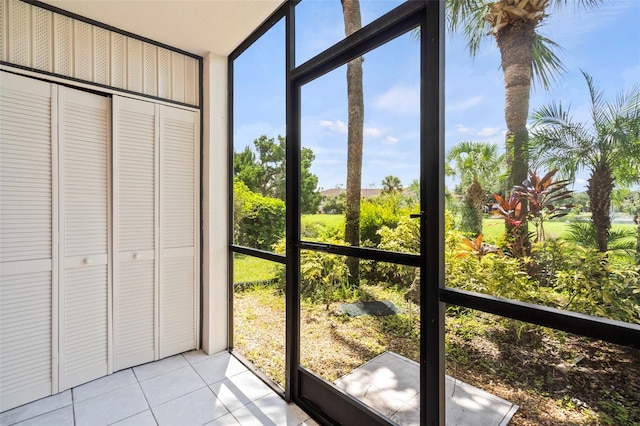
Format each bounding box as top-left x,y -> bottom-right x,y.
446,141 -> 504,235
234,135 -> 322,214
531,72 -> 640,252
447,0 -> 601,237
635,193 -> 640,265
342,0 -> 364,286
381,175 -> 403,195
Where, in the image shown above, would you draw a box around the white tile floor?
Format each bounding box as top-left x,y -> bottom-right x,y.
0,351 -> 318,426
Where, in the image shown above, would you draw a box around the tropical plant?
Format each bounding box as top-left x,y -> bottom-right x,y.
512,169 -> 573,242
636,193 -> 640,265
457,234 -> 499,260
554,246 -> 640,323
381,175 -> 403,195
531,72 -> 640,251
446,141 -> 504,235
365,216 -> 421,286
342,0 -> 364,286
447,0 -> 601,191
492,191 -> 528,256
565,222 -> 635,254
359,194 -> 410,246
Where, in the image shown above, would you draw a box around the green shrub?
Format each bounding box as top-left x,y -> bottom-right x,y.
273,237 -> 352,307
234,180 -> 285,250
553,246 -> 640,323
446,251 -> 541,303
361,217 -> 420,286
321,193 -> 345,214
360,194 -> 412,246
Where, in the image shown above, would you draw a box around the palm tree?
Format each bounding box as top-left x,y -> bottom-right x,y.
446,141 -> 504,235
447,0 -> 600,191
381,175 -> 403,194
531,72 -> 640,252
341,0 -> 364,286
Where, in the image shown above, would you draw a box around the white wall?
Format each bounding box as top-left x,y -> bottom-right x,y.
201,52 -> 229,354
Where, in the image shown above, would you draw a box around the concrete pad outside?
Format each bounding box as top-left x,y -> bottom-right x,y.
335,351 -> 518,426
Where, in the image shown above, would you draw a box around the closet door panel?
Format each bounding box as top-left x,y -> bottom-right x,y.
159,106 -> 198,358
113,96 -> 157,370
59,86 -> 110,390
0,72 -> 55,411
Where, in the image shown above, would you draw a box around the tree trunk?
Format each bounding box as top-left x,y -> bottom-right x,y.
341,0 -> 364,286
496,21 -> 535,251
635,193 -> 639,265
463,180 -> 485,236
587,163 -> 615,252
496,21 -> 534,189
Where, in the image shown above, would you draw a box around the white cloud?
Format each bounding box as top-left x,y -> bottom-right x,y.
476,126 -> 501,137
383,136 -> 399,145
449,96 -> 483,112
373,84 -> 420,115
455,124 -> 472,134
364,127 -> 382,138
320,119 -> 347,134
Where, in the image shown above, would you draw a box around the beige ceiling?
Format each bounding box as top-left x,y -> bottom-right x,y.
40,0 -> 285,57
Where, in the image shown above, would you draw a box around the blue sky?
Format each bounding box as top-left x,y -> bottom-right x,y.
233,0 -> 640,193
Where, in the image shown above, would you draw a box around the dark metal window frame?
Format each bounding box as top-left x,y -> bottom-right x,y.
228,1 -> 640,425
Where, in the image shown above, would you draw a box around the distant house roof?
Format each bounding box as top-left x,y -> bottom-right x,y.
320,188 -> 381,198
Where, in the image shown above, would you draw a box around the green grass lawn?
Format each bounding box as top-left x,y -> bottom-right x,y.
233,253 -> 281,282
301,213 -> 344,228
481,217 -> 635,244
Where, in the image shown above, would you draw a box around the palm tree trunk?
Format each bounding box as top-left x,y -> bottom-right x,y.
587,163 -> 615,252
464,180 -> 485,236
496,22 -> 535,190
496,21 -> 535,252
635,193 -> 640,265
341,0 -> 363,286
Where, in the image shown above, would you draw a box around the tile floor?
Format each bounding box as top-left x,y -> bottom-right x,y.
0,351 -> 317,426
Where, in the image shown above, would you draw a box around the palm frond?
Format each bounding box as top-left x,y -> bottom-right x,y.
581,70 -> 609,136
565,221 -> 634,253
549,0 -> 604,11
532,34 -> 565,91
446,0 -> 490,58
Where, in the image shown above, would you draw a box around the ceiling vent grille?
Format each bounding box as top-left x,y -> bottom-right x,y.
1,0 -> 200,107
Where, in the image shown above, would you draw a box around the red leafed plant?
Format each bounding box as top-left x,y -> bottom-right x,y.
492,192 -> 525,228
513,169 -> 573,242
457,234 -> 498,260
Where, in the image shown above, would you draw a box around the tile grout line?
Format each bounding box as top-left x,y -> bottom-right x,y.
71,387 -> 77,426
134,365 -> 159,425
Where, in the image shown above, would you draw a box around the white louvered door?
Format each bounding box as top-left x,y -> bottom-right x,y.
159,105 -> 199,358
58,86 -> 111,390
0,72 -> 56,411
113,96 -> 158,370
1,71 -> 198,410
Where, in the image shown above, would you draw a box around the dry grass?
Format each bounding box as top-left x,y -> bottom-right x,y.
233,283 -> 640,425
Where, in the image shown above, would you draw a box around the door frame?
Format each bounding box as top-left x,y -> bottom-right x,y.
284,2 -> 444,425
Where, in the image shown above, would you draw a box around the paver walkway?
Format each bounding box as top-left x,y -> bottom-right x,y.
335,351 -> 519,426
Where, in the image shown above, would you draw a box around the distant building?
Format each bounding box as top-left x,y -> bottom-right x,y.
320,188 -> 381,198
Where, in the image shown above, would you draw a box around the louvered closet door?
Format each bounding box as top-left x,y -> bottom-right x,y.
113,96 -> 158,370
159,105 -> 199,358
0,72 -> 56,411
58,86 -> 111,390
